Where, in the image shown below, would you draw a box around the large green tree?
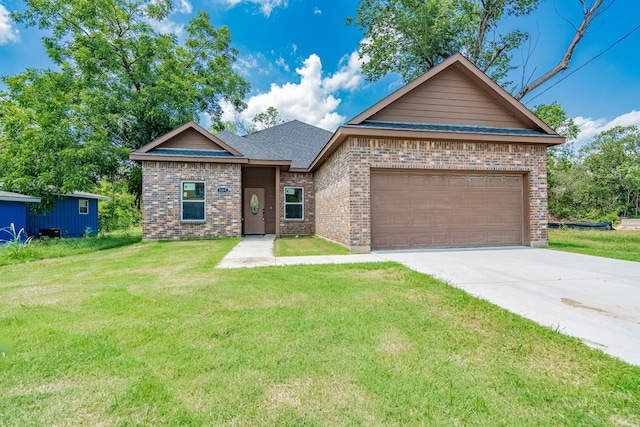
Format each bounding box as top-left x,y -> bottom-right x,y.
532,102 -> 581,219
0,0 -> 249,206
582,126 -> 640,218
348,0 -> 609,99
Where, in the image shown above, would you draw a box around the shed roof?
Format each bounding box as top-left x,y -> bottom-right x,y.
0,190 -> 41,203
63,191 -> 111,201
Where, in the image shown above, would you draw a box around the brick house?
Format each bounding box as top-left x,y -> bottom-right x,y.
130,53 -> 564,251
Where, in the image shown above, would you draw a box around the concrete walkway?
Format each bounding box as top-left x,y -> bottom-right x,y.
216,235 -> 385,269
217,237 -> 640,366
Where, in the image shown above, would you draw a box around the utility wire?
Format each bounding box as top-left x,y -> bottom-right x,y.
525,22 -> 640,104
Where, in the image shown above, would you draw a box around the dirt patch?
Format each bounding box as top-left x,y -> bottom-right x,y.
378,327 -> 413,355
266,378 -> 310,407
350,267 -> 404,282
610,416 -> 640,427
580,338 -> 608,349
2,284 -> 85,307
561,298 -> 607,313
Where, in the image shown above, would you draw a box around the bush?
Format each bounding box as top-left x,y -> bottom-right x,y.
97,180 -> 142,232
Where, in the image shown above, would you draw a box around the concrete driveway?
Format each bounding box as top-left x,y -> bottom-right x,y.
376,247 -> 640,366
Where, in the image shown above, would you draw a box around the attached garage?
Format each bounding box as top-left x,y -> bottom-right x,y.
371,170 -> 526,250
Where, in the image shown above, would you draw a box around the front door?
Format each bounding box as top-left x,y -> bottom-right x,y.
244,188 -> 265,235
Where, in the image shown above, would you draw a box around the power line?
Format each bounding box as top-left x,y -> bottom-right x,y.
525,22 -> 640,104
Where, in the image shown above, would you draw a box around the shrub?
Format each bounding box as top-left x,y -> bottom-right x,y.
97,180 -> 142,232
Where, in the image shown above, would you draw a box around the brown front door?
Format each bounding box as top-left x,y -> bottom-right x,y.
244,188 -> 265,235
371,170 -> 525,249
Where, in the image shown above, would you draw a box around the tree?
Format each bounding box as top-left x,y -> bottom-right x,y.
532,102 -> 581,219
581,126 -> 640,217
252,106 -> 287,131
348,0 -> 610,99
212,106 -> 287,135
0,68 -> 122,210
0,0 -> 249,204
532,102 -> 579,141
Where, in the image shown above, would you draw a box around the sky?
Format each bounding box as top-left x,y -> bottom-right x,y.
0,0 -> 639,146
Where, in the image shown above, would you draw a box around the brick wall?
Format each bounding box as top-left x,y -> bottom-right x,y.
141,161 -> 241,240
315,137 -> 549,251
314,143 -> 352,248
279,172 -> 315,236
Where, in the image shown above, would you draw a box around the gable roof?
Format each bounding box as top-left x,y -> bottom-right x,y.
130,120 -> 332,171
130,121 -> 243,161
348,53 -> 557,134
309,53 -> 565,171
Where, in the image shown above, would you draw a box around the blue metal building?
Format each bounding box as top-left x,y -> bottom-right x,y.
0,190 -> 41,242
26,192 -> 110,238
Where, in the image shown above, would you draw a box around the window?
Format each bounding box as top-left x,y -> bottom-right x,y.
181,181 -> 205,222
79,199 -> 89,215
284,187 -> 303,220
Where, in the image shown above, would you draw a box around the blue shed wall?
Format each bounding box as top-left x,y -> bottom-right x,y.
27,198 -> 99,237
0,201 -> 29,242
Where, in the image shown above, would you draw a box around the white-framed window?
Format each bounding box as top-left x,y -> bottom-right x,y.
284,187 -> 304,220
181,181 -> 205,222
79,199 -> 89,215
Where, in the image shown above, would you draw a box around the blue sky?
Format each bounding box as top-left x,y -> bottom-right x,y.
1,0 -> 639,145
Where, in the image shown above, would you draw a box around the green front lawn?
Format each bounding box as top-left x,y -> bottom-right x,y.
274,235 -> 351,256
0,228 -> 142,267
1,239 -> 638,425
549,228 -> 640,262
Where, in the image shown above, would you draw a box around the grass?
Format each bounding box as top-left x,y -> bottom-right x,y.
549,228 -> 640,262
274,235 -> 351,256
0,228 -> 142,267
1,239 -> 639,425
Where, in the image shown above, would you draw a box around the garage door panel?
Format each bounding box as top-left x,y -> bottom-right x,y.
449,176 -> 468,188
504,176 -> 523,187
391,213 -> 411,226
486,176 -> 505,188
468,176 -> 487,188
505,194 -> 522,207
371,171 -> 524,249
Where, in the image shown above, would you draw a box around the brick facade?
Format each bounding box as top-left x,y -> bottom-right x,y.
315,137 -> 548,251
315,143 -> 352,247
141,161 -> 241,239
279,172 -> 315,236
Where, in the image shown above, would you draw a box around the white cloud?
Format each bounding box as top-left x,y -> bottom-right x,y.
322,51 -> 366,93
574,110 -> 640,146
223,50 -> 367,131
275,56 -> 289,72
149,19 -> 184,36
176,0 -> 192,14
216,0 -> 287,17
0,3 -> 19,45
233,54 -> 260,76
313,7 -> 322,15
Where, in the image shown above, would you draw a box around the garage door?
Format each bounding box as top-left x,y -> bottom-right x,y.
371,170 -> 525,249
